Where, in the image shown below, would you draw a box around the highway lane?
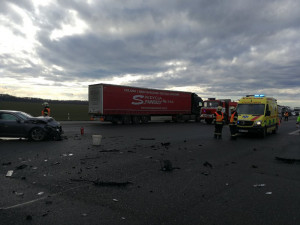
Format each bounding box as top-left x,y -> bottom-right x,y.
0,119 -> 299,225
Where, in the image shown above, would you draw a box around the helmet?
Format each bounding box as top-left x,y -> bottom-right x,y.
42,102 -> 49,106
217,106 -> 222,111
231,107 -> 236,111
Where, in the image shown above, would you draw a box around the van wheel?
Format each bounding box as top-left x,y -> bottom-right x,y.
29,128 -> 46,141
272,125 -> 278,134
261,127 -> 267,138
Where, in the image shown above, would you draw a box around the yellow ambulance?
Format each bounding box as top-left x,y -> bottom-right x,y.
236,95 -> 279,137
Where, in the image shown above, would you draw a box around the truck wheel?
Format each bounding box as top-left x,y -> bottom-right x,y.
29,128 -> 46,141
132,116 -> 141,124
112,117 -> 119,124
141,116 -> 149,123
205,119 -> 213,124
122,116 -> 131,124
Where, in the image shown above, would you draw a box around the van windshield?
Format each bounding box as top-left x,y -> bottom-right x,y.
237,104 -> 265,115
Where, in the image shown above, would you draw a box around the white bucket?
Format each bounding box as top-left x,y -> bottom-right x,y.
92,135 -> 102,146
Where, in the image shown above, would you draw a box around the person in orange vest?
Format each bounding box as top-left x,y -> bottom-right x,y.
284,111 -> 289,121
42,102 -> 51,117
229,107 -> 238,140
213,106 -> 224,139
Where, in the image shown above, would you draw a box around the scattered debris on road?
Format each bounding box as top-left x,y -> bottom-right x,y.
275,156 -> 300,164
99,149 -> 120,153
160,160 -> 180,172
253,184 -> 266,188
203,161 -> 213,168
6,170 -> 14,177
13,191 -> 24,196
140,138 -> 156,140
161,142 -> 170,147
16,164 -> 28,170
93,180 -> 132,187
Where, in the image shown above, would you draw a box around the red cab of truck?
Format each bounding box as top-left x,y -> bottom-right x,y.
200,98 -> 237,124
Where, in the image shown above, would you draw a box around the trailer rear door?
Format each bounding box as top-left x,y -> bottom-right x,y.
88,84 -> 103,114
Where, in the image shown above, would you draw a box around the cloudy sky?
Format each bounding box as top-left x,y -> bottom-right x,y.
0,0 -> 299,107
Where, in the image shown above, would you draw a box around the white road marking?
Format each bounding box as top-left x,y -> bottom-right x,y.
0,184 -> 89,210
289,130 -> 300,135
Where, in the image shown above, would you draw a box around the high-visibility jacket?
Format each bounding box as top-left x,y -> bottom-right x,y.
284,112 -> 289,117
215,111 -> 224,123
230,112 -> 237,124
42,107 -> 50,116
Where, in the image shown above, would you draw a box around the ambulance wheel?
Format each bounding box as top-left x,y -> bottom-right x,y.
272,125 -> 278,134
261,127 -> 267,138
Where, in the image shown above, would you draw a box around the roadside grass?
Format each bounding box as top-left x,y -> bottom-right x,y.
0,101 -> 90,121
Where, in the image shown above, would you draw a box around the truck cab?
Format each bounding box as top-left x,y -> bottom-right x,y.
200,98 -> 237,124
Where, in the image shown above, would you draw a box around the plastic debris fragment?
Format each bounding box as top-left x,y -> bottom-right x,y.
6,170 -> 14,177
253,184 -> 266,187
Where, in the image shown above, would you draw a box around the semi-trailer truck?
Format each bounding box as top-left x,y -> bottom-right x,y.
88,83 -> 203,124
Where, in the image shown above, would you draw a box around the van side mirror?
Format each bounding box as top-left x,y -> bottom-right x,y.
265,111 -> 271,116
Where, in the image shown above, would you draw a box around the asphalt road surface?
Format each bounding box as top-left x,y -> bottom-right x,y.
1,118 -> 300,225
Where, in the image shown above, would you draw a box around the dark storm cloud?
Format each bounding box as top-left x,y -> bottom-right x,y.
1,0 -> 300,105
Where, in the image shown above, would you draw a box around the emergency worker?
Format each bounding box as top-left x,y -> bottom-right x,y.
284,111 -> 289,121
296,114 -> 300,129
42,102 -> 51,117
229,107 -> 238,139
214,106 -> 224,139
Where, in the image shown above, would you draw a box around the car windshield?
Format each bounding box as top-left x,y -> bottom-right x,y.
237,104 -> 265,115
16,112 -> 33,120
204,101 -> 219,107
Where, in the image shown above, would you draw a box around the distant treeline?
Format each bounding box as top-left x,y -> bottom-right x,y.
0,94 -> 88,105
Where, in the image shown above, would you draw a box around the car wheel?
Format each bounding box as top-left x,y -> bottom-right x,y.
30,128 -> 46,141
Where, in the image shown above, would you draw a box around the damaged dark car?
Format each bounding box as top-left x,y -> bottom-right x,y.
0,110 -> 63,141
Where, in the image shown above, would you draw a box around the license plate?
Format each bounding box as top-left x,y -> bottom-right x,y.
239,129 -> 248,133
